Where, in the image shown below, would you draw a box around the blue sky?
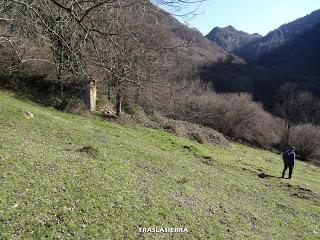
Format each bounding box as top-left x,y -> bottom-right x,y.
162,0 -> 320,36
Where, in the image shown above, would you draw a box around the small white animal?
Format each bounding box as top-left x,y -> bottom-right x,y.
25,111 -> 34,119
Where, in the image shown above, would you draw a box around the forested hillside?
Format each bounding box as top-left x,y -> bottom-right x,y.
1,1 -> 320,161
0,0 -> 238,115
200,9 -> 320,132
234,9 -> 320,61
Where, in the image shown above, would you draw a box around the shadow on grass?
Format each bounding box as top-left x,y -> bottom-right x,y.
257,172 -> 282,179
0,75 -> 85,111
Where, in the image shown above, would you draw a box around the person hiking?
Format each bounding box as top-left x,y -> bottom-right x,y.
282,147 -> 296,179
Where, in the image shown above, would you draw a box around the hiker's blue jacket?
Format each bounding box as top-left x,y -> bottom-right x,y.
287,152 -> 295,166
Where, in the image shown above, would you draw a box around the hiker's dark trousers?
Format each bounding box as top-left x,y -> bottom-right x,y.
282,162 -> 294,178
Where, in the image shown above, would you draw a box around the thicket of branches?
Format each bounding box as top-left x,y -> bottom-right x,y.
137,72 -> 320,160
290,124 -> 320,161
153,83 -> 284,148
0,0 -> 196,111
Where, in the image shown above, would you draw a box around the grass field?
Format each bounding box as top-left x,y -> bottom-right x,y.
0,90 -> 319,239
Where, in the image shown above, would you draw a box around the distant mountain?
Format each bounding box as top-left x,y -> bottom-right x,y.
234,9 -> 320,61
206,25 -> 262,52
149,12 -> 240,64
199,23 -> 320,109
257,24 -> 320,75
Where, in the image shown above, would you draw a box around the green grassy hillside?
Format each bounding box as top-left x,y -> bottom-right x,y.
0,90 -> 319,239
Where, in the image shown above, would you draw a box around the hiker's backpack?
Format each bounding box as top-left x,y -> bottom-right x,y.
282,150 -> 290,161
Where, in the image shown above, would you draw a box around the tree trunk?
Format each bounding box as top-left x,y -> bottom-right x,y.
116,89 -> 122,116
85,80 -> 97,112
287,122 -> 291,145
135,87 -> 140,104
107,87 -> 112,101
59,81 -> 64,98
284,120 -> 291,147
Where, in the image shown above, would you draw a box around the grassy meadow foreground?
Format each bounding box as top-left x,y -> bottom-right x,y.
0,90 -> 319,239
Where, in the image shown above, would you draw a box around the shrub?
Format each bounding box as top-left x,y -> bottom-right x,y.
150,113 -> 167,127
175,92 -> 282,147
96,95 -> 115,111
164,120 -> 229,147
290,124 -> 320,161
63,97 -> 87,114
190,131 -> 208,144
164,122 -> 186,137
125,104 -> 146,117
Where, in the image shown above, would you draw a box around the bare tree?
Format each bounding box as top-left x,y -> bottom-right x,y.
276,83 -> 320,145
290,124 -> 320,161
0,0 -> 206,112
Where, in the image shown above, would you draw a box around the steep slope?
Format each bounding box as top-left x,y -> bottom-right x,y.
206,25 -> 262,52
256,24 -> 320,72
234,9 -> 320,61
256,23 -> 320,95
0,90 -> 319,239
0,4 -> 235,81
149,10 -> 238,63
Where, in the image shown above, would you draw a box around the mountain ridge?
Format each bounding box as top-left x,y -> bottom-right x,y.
143,7 -> 240,64
206,25 -> 262,52
234,9 -> 320,61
